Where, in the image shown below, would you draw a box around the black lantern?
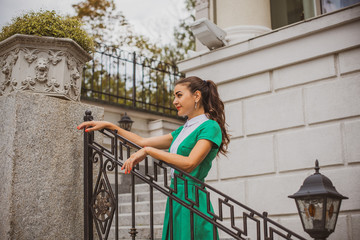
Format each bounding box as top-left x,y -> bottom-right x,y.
118,112 -> 134,131
289,160 -> 348,240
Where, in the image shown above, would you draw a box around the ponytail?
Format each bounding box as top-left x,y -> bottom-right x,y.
175,76 -> 230,156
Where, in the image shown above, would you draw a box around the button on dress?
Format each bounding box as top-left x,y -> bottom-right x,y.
161,119 -> 222,240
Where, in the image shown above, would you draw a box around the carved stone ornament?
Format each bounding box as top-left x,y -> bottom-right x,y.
22,48 -> 39,64
44,78 -> 61,93
0,34 -> 91,101
20,77 -> 36,91
1,49 -> 19,82
0,49 -> 19,96
34,57 -> 50,82
48,50 -> 63,65
63,54 -> 84,101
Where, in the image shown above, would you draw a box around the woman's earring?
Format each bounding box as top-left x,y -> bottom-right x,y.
195,101 -> 198,109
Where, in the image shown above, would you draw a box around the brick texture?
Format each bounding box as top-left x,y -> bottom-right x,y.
218,136 -> 275,179
344,120 -> 360,163
339,47 -> 360,74
273,56 -> 336,89
247,173 -> 307,215
218,72 -> 271,102
306,74 -> 360,124
277,124 -> 343,172
245,90 -> 304,134
224,100 -> 243,138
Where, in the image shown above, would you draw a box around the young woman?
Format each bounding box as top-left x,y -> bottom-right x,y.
77,76 -> 230,240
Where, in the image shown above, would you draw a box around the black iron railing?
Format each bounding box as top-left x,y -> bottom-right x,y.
81,43 -> 184,117
83,111 -> 306,240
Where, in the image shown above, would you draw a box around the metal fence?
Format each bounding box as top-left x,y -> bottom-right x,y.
83,111 -> 306,240
81,43 -> 184,116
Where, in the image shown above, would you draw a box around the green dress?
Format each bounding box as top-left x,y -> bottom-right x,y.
161,119 -> 222,240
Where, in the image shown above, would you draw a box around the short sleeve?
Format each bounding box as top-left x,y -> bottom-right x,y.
197,120 -> 222,149
171,125 -> 184,139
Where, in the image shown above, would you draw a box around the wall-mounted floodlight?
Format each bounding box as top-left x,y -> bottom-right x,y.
190,18 -> 227,50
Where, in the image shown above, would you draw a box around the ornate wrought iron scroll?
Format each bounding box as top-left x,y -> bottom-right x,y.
83,111 -> 306,240
81,43 -> 184,117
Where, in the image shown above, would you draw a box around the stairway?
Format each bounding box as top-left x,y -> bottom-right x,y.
110,174 -> 169,240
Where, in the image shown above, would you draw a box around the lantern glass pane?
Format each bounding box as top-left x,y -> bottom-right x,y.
325,197 -> 340,231
296,197 -> 324,230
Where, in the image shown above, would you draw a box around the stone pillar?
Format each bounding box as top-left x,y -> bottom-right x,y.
0,91 -> 103,239
194,0 -> 272,50
0,34 -> 102,239
216,0 -> 272,29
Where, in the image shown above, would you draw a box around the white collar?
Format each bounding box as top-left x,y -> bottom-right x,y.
184,114 -> 208,128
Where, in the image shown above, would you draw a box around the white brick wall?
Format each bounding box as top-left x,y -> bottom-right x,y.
208,179 -> 246,218
273,56 -> 336,89
246,173 -> 306,215
305,74 -> 360,124
206,158 -> 218,180
244,90 -> 304,135
224,100 -> 243,138
344,120 -> 360,163
351,214 -> 360,239
218,72 -> 271,102
277,124 -> 343,172
178,5 -> 360,240
339,47 -> 360,75
218,136 -> 275,179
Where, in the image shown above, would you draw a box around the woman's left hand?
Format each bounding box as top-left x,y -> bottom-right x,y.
121,148 -> 148,174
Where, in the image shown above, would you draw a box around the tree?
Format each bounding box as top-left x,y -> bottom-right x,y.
75,0 -> 195,116
161,0 -> 196,64
72,0 -> 195,62
72,0 -> 127,44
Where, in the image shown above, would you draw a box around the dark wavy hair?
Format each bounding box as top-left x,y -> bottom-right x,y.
175,76 -> 230,156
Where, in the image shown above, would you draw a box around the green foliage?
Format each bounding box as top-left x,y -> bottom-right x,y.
76,0 -> 195,116
73,0 -> 128,43
72,0 -> 195,62
0,10 -> 94,52
160,0 -> 196,64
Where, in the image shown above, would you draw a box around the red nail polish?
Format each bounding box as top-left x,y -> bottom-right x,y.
85,129 -> 88,132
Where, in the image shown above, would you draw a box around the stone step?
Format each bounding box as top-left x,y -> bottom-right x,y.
119,199 -> 167,214
133,181 -> 168,193
118,190 -> 167,203
109,225 -> 163,239
109,224 -> 239,240
153,173 -> 169,183
117,211 -> 165,226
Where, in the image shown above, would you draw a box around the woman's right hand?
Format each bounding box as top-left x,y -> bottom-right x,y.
77,121 -> 111,133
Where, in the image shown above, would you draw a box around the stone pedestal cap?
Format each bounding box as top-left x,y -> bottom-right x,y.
0,34 -> 92,101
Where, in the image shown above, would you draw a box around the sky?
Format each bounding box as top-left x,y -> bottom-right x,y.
0,0 -> 188,45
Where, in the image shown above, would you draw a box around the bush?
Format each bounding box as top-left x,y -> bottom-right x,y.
0,10 -> 94,52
